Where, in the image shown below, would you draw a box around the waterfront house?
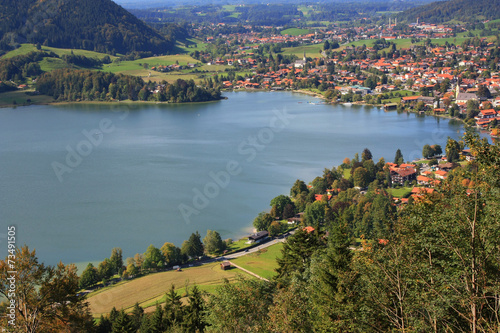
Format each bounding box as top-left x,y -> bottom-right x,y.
247,231 -> 269,244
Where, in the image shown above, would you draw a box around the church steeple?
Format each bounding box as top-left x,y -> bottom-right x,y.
303,51 -> 306,61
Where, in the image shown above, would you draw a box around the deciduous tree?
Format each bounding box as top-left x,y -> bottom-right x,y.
0,246 -> 94,333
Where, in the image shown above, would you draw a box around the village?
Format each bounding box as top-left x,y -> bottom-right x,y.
152,19 -> 500,135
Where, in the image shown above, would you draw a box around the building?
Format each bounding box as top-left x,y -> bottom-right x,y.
390,167 -> 417,185
287,212 -> 304,224
220,261 -> 231,270
247,231 -> 269,244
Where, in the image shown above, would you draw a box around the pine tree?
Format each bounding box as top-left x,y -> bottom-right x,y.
110,247 -> 123,275
275,228 -> 324,286
149,304 -> 165,333
164,284 -> 184,328
183,286 -> 206,332
96,315 -> 112,333
311,218 -> 356,331
111,310 -> 135,333
130,302 -> 144,331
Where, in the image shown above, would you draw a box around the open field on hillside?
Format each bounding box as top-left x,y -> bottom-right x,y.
230,242 -> 283,280
175,38 -> 208,53
87,262 -> 250,316
281,28 -> 311,36
1,44 -> 120,60
281,43 -> 324,58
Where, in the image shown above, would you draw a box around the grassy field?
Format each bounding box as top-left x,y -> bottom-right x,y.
226,239 -> 252,253
1,44 -> 120,60
99,54 -> 203,82
342,167 -> 352,180
0,90 -> 54,108
87,262 -> 250,316
175,38 -> 208,53
486,19 -> 500,29
387,186 -> 412,198
281,43 -> 324,58
281,28 -> 311,36
230,242 -> 283,280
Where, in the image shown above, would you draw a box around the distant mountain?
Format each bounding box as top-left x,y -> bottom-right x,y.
0,0 -> 173,55
398,0 -> 500,24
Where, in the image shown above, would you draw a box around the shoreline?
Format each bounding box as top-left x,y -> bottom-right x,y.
2,88 -> 480,137
0,93 -> 225,109
0,88 -> 486,135
6,88 -> 482,272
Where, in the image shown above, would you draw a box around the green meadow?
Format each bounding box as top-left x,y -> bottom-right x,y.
281,28 -> 311,36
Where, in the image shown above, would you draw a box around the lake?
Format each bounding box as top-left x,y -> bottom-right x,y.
0,91 -> 467,267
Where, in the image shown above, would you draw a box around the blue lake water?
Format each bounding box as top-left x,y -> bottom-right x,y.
0,91 -> 468,268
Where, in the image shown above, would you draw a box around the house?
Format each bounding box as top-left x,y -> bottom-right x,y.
390,167 -> 417,185
304,226 -> 315,233
220,261 -> 231,270
411,187 -> 435,195
462,148 -> 475,161
287,212 -> 304,224
435,169 -> 448,179
247,231 -> 269,244
436,162 -> 453,172
315,194 -> 332,202
417,175 -> 431,185
477,109 -> 497,119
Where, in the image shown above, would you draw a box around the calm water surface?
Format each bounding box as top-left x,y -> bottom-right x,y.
0,91 -> 466,267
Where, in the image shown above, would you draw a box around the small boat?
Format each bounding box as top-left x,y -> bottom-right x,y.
343,102 -> 352,106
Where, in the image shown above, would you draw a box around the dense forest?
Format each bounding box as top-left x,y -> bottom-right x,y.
131,1 -> 427,26
398,0 -> 500,23
1,133 -> 499,332
36,69 -> 222,103
0,51 -> 49,81
0,0 -> 173,55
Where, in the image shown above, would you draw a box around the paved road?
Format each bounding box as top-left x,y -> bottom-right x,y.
223,236 -> 286,259
185,230 -> 296,269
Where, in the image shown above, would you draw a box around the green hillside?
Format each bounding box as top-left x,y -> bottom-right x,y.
0,0 -> 173,55
398,0 -> 500,23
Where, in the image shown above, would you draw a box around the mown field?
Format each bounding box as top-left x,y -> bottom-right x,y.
230,242 -> 283,280
87,262 -> 251,316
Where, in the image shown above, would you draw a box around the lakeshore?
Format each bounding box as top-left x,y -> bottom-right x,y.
0,91 -> 475,267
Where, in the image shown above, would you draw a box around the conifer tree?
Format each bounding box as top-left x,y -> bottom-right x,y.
164,284 -> 184,328
112,310 -> 135,333
184,286 -> 206,332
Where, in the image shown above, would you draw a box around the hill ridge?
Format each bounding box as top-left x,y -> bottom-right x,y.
0,0 -> 173,55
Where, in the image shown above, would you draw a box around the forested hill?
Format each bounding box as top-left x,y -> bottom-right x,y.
398,0 -> 500,24
0,0 -> 173,55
